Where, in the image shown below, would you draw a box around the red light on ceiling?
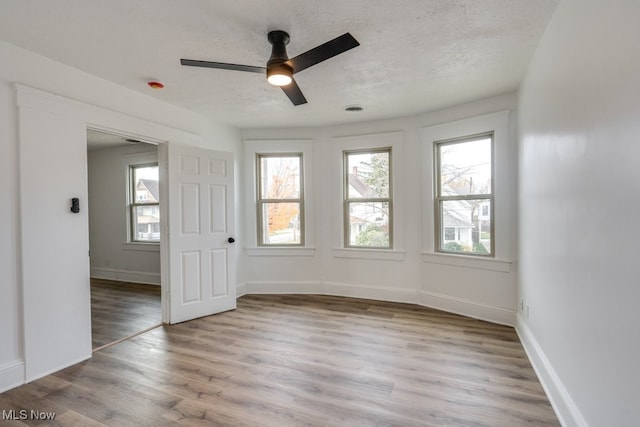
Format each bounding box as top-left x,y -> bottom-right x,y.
147,81 -> 164,89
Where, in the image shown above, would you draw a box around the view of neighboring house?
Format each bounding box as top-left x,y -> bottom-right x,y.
442,200 -> 474,245
348,168 -> 386,234
135,178 -> 160,241
347,163 -> 390,246
442,199 -> 491,252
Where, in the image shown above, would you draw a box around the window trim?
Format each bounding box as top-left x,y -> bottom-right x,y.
434,132 -> 494,257
243,139 -> 315,254
255,152 -> 305,247
343,147 -> 393,249
421,110 -> 511,269
330,131 -> 404,261
128,162 -> 160,244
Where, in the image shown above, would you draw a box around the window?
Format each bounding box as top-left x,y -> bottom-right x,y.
129,163 -> 160,243
344,148 -> 392,248
435,133 -> 493,256
256,153 -> 304,246
444,227 -> 456,241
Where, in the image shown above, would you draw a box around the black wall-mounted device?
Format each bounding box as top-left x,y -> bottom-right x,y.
70,197 -> 80,213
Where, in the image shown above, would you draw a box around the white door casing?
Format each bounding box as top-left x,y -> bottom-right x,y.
167,144 -> 236,323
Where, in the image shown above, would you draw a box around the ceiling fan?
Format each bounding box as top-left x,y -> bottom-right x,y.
180,30 -> 360,106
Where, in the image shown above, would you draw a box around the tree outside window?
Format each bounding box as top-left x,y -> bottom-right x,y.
344,148 -> 392,248
257,154 -> 304,246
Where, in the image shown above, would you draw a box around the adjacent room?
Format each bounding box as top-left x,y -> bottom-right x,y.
0,1 -> 638,426
86,130 -> 162,350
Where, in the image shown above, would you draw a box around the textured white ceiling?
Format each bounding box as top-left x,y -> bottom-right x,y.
0,0 -> 558,129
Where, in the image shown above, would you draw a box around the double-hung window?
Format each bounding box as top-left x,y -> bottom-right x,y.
129,163 -> 160,243
343,148 -> 392,248
256,153 -> 304,246
435,133 -> 493,256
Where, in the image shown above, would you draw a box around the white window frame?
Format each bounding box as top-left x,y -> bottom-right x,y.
343,147 -> 393,249
434,132 -> 494,257
331,131 -> 405,261
256,152 -> 304,247
128,162 -> 160,243
421,111 -> 512,272
244,139 -> 315,256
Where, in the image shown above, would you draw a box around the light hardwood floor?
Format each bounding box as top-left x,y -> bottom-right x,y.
1,294 -> 559,426
90,279 -> 161,349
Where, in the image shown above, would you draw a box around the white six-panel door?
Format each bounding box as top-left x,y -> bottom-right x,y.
167,144 -> 236,323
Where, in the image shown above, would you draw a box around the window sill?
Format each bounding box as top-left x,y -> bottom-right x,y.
332,248 -> 406,261
245,247 -> 316,257
421,252 -> 512,272
123,242 -> 160,252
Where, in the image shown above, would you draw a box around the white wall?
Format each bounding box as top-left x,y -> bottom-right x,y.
0,78 -> 23,391
241,93 -> 518,326
88,144 -> 161,285
517,0 -> 640,425
18,100 -> 93,382
0,40 -> 241,392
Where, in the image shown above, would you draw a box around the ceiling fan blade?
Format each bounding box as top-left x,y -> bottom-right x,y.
180,59 -> 266,74
281,78 -> 307,106
287,33 -> 360,74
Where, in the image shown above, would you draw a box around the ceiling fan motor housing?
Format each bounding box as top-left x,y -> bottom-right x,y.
267,31 -> 293,84
267,30 -> 290,65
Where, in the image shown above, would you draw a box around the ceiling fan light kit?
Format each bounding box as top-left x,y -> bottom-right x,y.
180,30 -> 359,106
266,63 -> 293,86
266,30 -> 293,86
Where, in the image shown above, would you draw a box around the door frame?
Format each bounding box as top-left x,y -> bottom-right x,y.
17,85 -> 206,383
86,127 -> 170,323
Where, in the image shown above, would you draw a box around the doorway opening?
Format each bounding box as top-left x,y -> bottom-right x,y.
86,129 -> 163,350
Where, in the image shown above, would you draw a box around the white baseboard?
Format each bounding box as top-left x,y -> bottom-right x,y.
0,360 -> 25,393
243,281 -> 323,294
516,314 -> 587,427
91,267 -> 160,286
242,280 -> 414,303
236,282 -> 248,298
323,281 -> 418,304
417,290 -> 515,326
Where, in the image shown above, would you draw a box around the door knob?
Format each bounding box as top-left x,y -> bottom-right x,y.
227,237 -> 235,243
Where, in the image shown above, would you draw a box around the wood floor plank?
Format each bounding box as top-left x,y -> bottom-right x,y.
90,279 -> 161,349
49,410 -> 108,427
1,294 -> 559,426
